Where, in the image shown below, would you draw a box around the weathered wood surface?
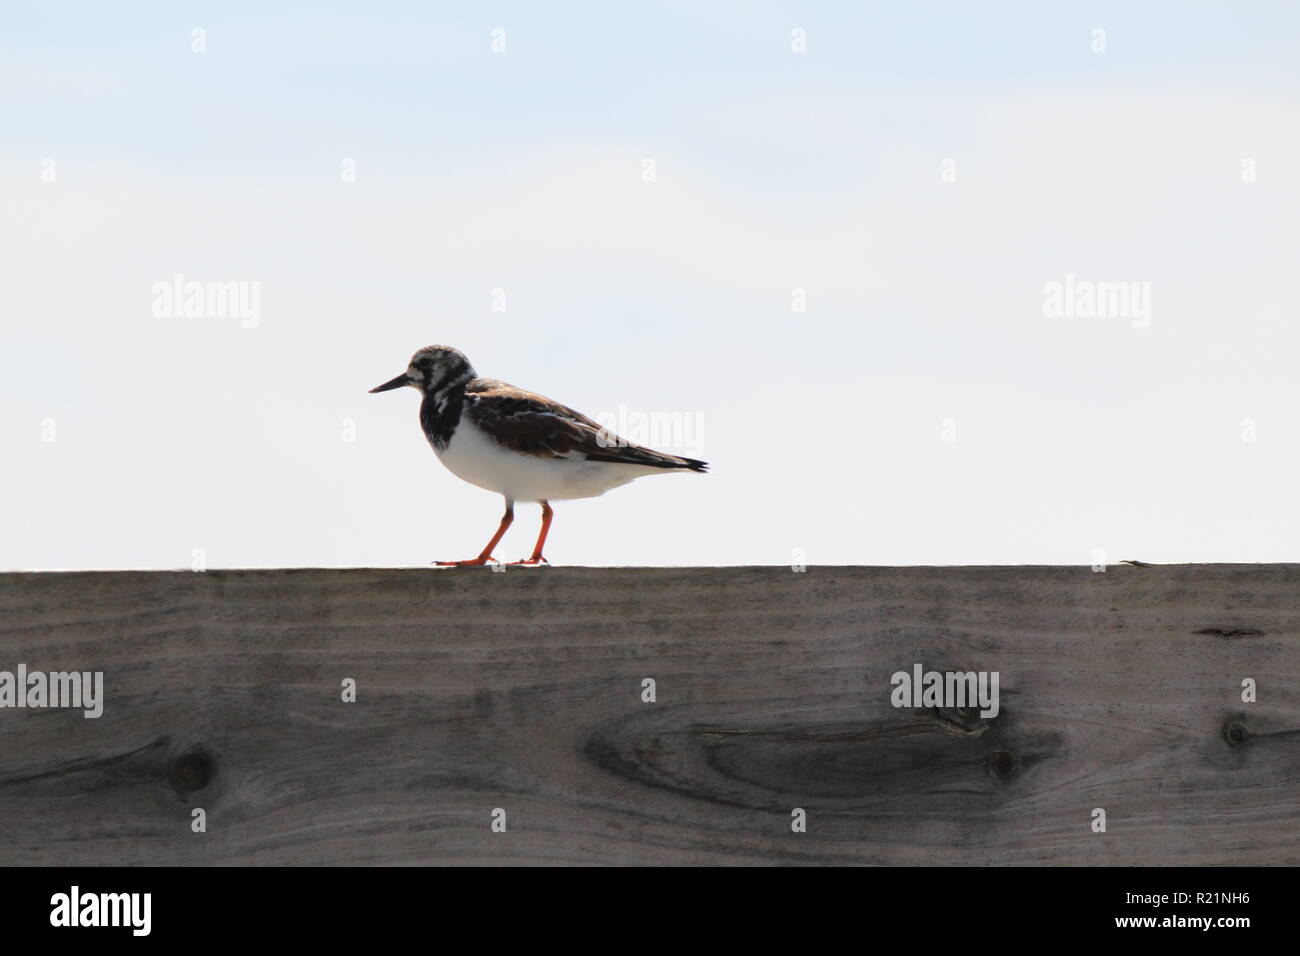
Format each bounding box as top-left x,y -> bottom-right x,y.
0,566 -> 1297,866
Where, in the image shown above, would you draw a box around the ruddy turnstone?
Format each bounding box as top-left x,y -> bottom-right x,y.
370,345 -> 707,566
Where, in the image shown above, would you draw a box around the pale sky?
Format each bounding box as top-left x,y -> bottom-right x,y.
3,2 -> 1298,569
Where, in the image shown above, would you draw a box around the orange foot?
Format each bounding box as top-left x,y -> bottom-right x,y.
434,557 -> 498,567
508,556 -> 549,566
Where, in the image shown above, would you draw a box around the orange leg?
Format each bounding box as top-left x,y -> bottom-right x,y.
436,503 -> 513,567
510,501 -> 553,566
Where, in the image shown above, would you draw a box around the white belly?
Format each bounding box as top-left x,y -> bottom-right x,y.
434,419 -> 660,502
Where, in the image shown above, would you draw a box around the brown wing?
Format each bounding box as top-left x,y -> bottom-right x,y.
464,380 -> 707,472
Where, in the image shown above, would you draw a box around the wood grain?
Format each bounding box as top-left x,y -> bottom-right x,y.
0,565 -> 1296,865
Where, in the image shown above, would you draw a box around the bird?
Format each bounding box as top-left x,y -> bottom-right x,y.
370,345 -> 708,566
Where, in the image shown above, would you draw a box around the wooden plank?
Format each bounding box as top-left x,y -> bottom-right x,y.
0,565 -> 1296,865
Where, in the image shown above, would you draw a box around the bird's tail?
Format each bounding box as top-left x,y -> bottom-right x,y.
586,448 -> 709,472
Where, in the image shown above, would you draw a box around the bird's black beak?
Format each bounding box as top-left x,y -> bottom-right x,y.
369,373 -> 409,394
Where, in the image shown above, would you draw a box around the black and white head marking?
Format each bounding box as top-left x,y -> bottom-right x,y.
407,346 -> 477,451
406,345 -> 476,396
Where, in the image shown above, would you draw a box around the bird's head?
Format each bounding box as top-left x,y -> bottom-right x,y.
370,345 -> 476,395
